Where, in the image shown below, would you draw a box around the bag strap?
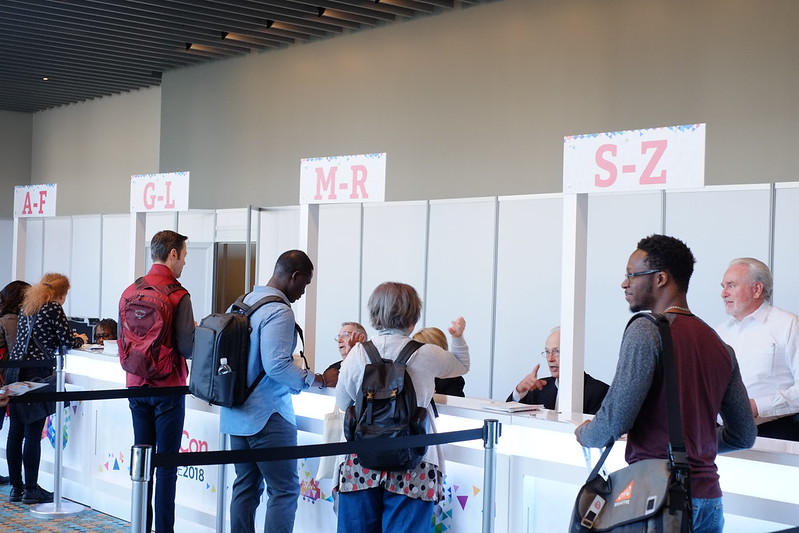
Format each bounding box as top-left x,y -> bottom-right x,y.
626,312 -> 688,468
361,339 -> 382,365
626,312 -> 692,532
134,277 -> 184,296
396,340 -> 423,366
233,293 -> 307,395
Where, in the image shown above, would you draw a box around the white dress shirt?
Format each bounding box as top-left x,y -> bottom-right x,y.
716,302 -> 799,423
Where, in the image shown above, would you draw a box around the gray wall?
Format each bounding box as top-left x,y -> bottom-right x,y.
14,0 -> 799,215
0,111 -> 32,217
30,87 -> 161,216
158,0 -> 799,211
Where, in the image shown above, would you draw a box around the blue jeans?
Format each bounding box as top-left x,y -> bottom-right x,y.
229,413 -> 299,533
129,392 -> 185,533
692,497 -> 724,533
337,487 -> 434,533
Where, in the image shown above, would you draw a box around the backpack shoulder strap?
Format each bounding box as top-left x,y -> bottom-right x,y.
135,277 -> 184,297
231,294 -> 286,317
361,340 -> 383,365
396,340 -> 424,366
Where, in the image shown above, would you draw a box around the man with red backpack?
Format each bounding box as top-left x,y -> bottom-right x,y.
118,230 -> 195,533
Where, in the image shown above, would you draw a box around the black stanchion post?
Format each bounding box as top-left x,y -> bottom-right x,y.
130,444 -> 152,533
216,432 -> 227,533
481,419 -> 501,533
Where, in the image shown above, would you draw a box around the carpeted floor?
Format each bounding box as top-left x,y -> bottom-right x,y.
0,483 -> 130,532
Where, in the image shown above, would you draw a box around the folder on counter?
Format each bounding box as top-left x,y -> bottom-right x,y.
481,400 -> 542,413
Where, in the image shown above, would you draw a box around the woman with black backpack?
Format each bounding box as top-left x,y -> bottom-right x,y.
335,281 -> 470,532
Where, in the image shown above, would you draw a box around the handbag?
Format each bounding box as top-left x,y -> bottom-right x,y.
570,313 -> 692,532
316,407 -> 345,480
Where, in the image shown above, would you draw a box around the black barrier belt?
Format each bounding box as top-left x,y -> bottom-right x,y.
153,428 -> 485,469
0,359 -> 57,368
6,386 -> 189,403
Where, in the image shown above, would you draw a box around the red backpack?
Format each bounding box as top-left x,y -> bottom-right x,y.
118,277 -> 186,380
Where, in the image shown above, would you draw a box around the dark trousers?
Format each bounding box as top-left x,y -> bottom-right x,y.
6,413 -> 47,489
758,414 -> 799,441
129,391 -> 185,533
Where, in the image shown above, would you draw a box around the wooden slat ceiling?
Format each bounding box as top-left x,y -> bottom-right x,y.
0,0 -> 485,113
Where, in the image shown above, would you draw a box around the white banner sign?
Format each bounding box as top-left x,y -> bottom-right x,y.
14,184 -> 57,217
130,171 -> 190,212
563,124 -> 705,194
299,153 -> 386,204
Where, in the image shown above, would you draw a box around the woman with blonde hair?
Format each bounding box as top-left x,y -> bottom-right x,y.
335,282 -> 469,532
413,327 -> 466,397
6,273 -> 85,504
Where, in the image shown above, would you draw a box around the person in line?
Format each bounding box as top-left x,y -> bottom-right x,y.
119,230 -> 195,533
7,274 -> 86,504
94,318 -> 117,345
575,234 -> 757,533
335,282 -> 470,533
413,326 -> 466,397
220,250 -> 323,533
507,327 -> 608,414
716,257 -> 799,441
324,321 -> 367,388
0,280 -> 31,485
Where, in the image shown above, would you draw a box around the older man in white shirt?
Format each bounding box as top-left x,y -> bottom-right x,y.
716,257 -> 799,441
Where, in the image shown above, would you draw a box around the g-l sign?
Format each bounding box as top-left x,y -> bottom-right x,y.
299,153 -> 386,204
563,124 -> 705,193
14,184 -> 57,217
130,172 -> 189,212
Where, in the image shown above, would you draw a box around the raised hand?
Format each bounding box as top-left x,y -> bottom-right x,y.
448,317 -> 466,338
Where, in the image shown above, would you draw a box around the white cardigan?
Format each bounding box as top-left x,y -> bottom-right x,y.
335,333 -> 470,468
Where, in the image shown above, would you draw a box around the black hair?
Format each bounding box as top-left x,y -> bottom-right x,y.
636,234 -> 695,293
0,280 -> 31,316
273,250 -> 314,277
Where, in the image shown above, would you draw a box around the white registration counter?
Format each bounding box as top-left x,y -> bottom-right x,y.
1,349 -> 796,532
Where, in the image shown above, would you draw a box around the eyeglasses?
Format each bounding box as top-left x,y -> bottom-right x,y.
623,269 -> 660,283
95,332 -> 114,340
540,348 -> 560,358
334,331 -> 352,342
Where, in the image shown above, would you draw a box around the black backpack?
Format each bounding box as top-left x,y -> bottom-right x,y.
189,294 -> 298,407
343,339 -> 428,471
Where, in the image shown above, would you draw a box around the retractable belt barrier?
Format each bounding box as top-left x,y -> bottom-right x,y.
131,419 -> 502,533
0,358 -> 502,533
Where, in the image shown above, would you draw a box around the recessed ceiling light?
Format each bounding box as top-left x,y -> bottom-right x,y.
42,77 -> 49,81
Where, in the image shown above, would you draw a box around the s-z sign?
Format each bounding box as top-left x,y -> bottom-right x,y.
299,153 -> 386,204
563,124 -> 705,194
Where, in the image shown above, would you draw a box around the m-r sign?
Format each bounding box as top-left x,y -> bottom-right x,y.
300,153 -> 386,204
563,124 -> 705,193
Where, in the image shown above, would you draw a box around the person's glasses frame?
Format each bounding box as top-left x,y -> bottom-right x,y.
540,348 -> 560,359
623,269 -> 661,283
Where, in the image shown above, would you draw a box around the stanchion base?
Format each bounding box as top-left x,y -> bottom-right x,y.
30,499 -> 85,518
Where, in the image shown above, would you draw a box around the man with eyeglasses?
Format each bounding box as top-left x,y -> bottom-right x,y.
323,322 -> 367,388
575,234 -> 756,533
506,327 -> 608,414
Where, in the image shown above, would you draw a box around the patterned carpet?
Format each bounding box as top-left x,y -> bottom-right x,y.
0,483 -> 129,533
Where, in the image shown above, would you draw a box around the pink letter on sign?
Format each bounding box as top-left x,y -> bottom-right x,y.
314,167 -> 338,200
37,190 -> 48,214
639,140 -> 667,184
594,144 -> 618,187
350,165 -> 368,199
143,182 -> 156,209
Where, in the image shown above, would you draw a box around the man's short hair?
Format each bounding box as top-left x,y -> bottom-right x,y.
341,321 -> 367,337
729,257 -> 773,303
367,282 -> 422,332
636,234 -> 695,293
273,250 -> 314,276
150,230 -> 188,263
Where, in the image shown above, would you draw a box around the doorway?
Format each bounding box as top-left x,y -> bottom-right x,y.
213,243 -> 256,313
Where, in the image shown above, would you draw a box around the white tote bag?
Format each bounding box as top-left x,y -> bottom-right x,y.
316,407 -> 345,480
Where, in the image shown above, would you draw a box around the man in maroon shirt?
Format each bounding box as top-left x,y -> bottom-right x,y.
575,234 -> 756,533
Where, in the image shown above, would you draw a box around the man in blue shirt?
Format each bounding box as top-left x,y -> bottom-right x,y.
220,250 -> 325,533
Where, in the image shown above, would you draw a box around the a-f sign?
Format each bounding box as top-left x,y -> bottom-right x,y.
14,184 -> 57,218
300,153 -> 386,204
